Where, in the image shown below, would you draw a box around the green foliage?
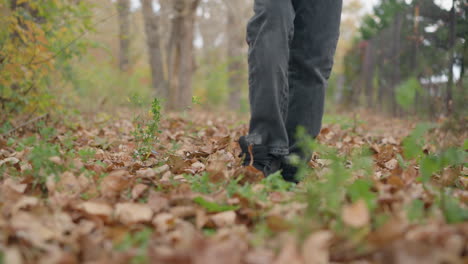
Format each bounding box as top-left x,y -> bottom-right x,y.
396,78 -> 422,110
77,148 -> 96,163
28,141 -> 62,184
348,179 -> 377,210
0,0 -> 93,117
360,0 -> 407,39
294,127 -> 377,228
184,172 -> 218,194
262,171 -> 296,192
68,56 -> 153,112
194,56 -> 230,106
406,199 -> 426,223
193,196 -> 239,213
438,190 -> 468,224
132,98 -> 162,160
402,123 -> 435,159
115,228 -> 152,264
419,148 -> 466,183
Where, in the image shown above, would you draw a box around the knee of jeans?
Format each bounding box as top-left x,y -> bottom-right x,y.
246,2 -> 294,44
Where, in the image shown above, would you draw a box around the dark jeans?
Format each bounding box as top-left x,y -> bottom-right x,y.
245,0 -> 342,160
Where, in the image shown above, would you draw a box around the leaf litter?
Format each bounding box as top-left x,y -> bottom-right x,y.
0,110 -> 467,264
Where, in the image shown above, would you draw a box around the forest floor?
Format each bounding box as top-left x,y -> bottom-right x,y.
0,108 -> 467,264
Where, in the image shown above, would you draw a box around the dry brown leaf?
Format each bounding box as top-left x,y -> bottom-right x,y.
136,168 -> 156,178
194,237 -> 248,264
76,201 -> 113,221
0,157 -> 20,167
3,247 -> 23,264
147,191 -> 169,213
56,171 -> 81,195
302,231 -> 333,264
170,206 -> 197,219
274,237 -> 304,264
154,164 -> 170,175
244,248 -> 275,264
153,213 -> 177,233
266,215 -> 292,232
342,200 -> 370,228
10,212 -> 56,251
2,178 -> 27,194
48,156 -> 62,165
210,211 -> 236,227
1,178 -> 27,201
12,196 -> 39,213
131,183 -> 148,200
115,203 -> 153,225
100,170 -> 130,198
385,159 -> 399,170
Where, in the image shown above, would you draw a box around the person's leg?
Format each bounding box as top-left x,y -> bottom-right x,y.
283,0 -> 342,178
241,0 -> 295,175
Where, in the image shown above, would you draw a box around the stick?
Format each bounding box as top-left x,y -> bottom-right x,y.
2,113 -> 48,136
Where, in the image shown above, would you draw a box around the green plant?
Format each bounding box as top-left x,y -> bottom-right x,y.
78,148 -> 96,163
27,141 -> 63,185
396,78 -> 423,110
115,228 -> 152,264
132,98 -> 162,160
438,189 -> 468,224
193,196 -> 239,213
184,172 -> 219,194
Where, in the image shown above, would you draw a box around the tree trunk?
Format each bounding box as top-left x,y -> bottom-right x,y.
390,12 -> 403,116
446,1 -> 456,116
225,1 -> 244,110
141,0 -> 168,98
363,40 -> 375,108
117,0 -> 131,72
167,0 -> 200,111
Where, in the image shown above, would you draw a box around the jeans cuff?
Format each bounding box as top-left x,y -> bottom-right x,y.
268,147 -> 289,156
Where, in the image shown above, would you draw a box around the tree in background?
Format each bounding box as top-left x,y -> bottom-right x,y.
141,0 -> 167,98
223,0 -> 249,110
342,0 -> 467,120
139,0 -> 200,110
117,0 -> 131,72
0,0 -> 92,120
167,0 -> 200,110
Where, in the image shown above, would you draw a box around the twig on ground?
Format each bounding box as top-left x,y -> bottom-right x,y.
2,113 -> 49,136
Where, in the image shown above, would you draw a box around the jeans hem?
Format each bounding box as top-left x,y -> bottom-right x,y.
268,147 -> 289,156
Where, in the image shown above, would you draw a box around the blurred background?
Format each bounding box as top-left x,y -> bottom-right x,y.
0,0 -> 466,123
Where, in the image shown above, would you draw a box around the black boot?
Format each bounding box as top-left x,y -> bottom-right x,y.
238,136 -> 282,177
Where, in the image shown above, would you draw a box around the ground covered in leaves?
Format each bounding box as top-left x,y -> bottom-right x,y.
0,110 -> 467,264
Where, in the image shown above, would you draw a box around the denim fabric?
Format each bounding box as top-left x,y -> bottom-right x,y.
245,0 -> 342,160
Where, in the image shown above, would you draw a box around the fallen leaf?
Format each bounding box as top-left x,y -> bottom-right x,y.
76,201 -> 113,221
12,196 -> 39,213
100,170 -> 130,199
153,213 -> 177,233
56,171 -> 81,195
131,183 -> 148,200
342,200 -> 370,228
48,156 -> 62,165
147,191 -> 169,213
0,157 -> 20,167
274,237 -> 303,264
194,237 -> 248,264
302,231 -> 333,264
136,168 -> 156,178
210,211 -> 236,227
3,247 -> 23,264
115,203 -> 153,225
385,159 -> 399,170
